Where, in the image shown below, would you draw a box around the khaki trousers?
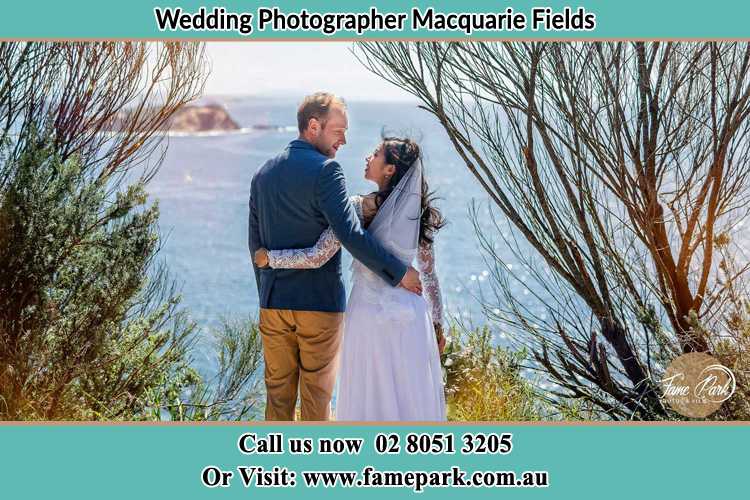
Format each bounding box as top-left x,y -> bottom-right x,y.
259,308 -> 344,421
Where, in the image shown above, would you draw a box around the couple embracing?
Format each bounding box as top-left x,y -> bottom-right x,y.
249,92 -> 446,421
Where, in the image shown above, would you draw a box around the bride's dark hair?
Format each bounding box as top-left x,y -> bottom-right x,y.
374,136 -> 446,246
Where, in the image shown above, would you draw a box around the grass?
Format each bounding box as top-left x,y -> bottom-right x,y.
442,326 -> 547,421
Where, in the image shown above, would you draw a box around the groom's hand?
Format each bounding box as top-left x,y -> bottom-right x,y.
399,266 -> 422,295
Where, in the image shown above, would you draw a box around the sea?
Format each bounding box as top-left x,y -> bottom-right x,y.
148,96 -> 528,375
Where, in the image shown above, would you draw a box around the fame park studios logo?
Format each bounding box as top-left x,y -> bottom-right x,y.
659,352 -> 737,418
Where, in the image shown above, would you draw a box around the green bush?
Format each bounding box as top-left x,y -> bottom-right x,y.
443,325 -> 547,421
144,317 -> 265,422
0,136 -> 196,420
0,137 -> 266,421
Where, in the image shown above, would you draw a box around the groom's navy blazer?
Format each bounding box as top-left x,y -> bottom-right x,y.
249,139 -> 407,313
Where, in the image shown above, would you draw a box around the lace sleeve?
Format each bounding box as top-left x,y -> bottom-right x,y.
267,227 -> 341,269
350,194 -> 365,223
417,242 -> 444,326
266,196 -> 363,269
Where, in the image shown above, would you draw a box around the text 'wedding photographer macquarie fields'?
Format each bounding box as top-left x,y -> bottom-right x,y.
1,1 -> 749,499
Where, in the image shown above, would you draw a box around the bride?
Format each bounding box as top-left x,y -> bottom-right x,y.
254,137 -> 446,421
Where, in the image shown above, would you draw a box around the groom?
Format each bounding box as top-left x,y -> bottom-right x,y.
248,92 -> 422,421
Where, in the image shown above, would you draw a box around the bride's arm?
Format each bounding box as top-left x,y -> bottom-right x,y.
258,196 -> 363,270
266,227 -> 341,269
417,241 -> 444,326
418,241 -> 446,354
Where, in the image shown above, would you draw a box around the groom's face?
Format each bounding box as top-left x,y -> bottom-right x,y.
314,105 -> 348,158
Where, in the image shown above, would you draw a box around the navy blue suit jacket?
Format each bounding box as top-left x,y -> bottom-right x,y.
248,139 -> 407,312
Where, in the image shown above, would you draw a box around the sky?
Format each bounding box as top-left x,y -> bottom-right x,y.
203,42 -> 414,101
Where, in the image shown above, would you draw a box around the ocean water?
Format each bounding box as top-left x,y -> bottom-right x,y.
148,96 -> 520,373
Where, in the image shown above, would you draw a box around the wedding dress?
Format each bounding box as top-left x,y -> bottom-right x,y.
266,161 -> 446,421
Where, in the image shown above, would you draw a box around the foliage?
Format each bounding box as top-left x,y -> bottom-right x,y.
443,325 -> 546,421
0,137 -> 195,419
144,317 -> 265,422
0,42 -> 224,420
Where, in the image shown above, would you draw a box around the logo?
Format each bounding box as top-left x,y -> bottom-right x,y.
660,352 -> 736,418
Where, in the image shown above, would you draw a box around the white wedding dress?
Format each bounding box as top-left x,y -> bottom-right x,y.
266,162 -> 446,421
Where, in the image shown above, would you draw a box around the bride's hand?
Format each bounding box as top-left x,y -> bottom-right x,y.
434,323 -> 446,355
254,248 -> 270,268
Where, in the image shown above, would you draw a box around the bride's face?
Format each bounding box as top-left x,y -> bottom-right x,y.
364,144 -> 396,188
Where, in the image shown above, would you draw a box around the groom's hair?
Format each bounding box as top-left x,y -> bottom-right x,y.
297,92 -> 346,133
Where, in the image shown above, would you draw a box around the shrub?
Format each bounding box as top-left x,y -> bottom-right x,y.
443,325 -> 546,421
0,137 -> 198,420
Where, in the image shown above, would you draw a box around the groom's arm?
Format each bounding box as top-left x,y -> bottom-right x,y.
315,159 -> 406,286
248,173 -> 262,296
